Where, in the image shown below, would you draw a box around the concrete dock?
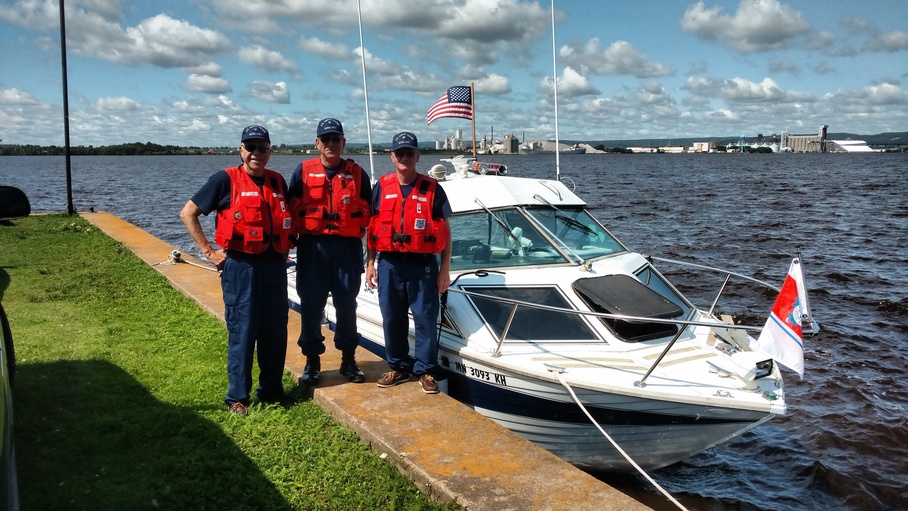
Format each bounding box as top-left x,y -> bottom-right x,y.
82,211 -> 652,511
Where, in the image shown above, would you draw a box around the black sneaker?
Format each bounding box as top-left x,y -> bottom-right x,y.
339,358 -> 366,383
300,356 -> 321,386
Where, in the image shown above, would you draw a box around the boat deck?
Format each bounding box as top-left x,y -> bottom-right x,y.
82,210 -> 651,511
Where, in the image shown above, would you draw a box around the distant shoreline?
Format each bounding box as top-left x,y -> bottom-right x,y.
1,130 -> 905,156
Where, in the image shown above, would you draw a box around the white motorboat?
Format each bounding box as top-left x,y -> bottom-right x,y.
288,165 -> 791,473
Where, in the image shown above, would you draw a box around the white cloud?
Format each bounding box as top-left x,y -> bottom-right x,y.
96,96 -> 142,112
239,45 -> 299,72
474,74 -> 511,96
0,0 -> 60,29
542,67 -> 599,97
39,10 -> 233,70
864,30 -> 908,52
250,81 -> 290,104
299,37 -> 353,61
126,14 -> 231,68
75,0 -> 123,22
681,0 -> 811,53
560,39 -> 671,78
0,88 -> 41,105
826,82 -> 908,106
186,74 -> 232,94
721,77 -> 814,103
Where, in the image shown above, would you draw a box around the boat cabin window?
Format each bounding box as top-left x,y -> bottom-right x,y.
449,209 -> 571,271
523,206 -> 626,260
464,286 -> 600,342
573,275 -> 685,342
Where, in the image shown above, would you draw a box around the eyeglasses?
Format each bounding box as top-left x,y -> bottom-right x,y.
243,142 -> 271,154
319,135 -> 343,144
393,150 -> 416,158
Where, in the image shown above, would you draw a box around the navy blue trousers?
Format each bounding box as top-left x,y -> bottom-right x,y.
222,252 -> 288,406
296,235 -> 364,357
376,253 -> 440,376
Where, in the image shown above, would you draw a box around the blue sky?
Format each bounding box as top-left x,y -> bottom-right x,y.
0,0 -> 906,147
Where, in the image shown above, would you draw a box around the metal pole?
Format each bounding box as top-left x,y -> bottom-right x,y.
59,0 -> 75,215
550,0 -> 561,181
356,0 -> 375,183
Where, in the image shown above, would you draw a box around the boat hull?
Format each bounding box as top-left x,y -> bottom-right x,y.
293,296 -> 776,473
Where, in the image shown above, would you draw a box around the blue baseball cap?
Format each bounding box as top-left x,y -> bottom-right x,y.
241,125 -> 270,142
316,118 -> 344,137
392,131 -> 418,151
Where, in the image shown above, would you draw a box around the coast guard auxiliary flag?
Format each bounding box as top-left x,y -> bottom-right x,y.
752,258 -> 817,379
427,85 -> 473,125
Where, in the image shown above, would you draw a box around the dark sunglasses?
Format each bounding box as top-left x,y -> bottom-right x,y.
319,135 -> 343,144
393,149 -> 416,158
243,142 -> 271,154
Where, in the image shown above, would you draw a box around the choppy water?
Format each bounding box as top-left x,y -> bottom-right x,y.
2,152 -> 906,511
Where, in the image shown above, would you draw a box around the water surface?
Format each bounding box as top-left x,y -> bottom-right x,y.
2,152 -> 906,511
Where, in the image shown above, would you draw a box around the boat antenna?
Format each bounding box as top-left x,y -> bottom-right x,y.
59,0 -> 75,215
356,0 -> 375,183
550,0 -> 561,182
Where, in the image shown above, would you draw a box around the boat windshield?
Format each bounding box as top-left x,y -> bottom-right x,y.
523,206 -> 626,261
449,207 -> 572,271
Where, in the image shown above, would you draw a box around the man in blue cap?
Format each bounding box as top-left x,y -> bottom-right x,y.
181,125 -> 294,416
289,118 -> 372,386
365,131 -> 452,394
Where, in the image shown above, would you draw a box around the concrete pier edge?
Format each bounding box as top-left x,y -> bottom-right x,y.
82,211 -> 652,511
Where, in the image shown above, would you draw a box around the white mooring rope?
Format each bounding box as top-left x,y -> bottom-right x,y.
547,366 -> 690,511
153,249 -> 218,272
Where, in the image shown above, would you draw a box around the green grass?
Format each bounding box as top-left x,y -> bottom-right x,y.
0,214 -> 457,510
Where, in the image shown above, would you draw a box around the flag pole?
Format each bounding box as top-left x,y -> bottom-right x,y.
795,249 -> 818,335
470,82 -> 477,158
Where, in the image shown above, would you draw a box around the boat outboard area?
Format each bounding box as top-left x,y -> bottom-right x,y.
288,166 -> 789,473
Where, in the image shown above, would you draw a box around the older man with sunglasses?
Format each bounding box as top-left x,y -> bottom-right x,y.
181,125 -> 294,416
288,118 -> 372,386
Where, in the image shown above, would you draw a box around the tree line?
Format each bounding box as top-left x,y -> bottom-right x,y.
0,142 -> 202,156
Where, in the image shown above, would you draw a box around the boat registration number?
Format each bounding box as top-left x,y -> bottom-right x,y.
453,360 -> 508,386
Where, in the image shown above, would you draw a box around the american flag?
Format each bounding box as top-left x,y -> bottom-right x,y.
427,85 -> 473,125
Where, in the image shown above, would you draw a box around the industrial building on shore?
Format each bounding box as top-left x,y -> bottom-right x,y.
434,124 -> 880,155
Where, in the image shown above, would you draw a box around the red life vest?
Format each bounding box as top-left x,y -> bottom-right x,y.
293,158 -> 370,237
368,173 -> 447,254
214,165 -> 293,254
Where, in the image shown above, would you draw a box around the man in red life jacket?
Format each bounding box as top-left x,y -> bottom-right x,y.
180,125 -> 293,416
289,118 -> 371,386
366,131 -> 452,394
